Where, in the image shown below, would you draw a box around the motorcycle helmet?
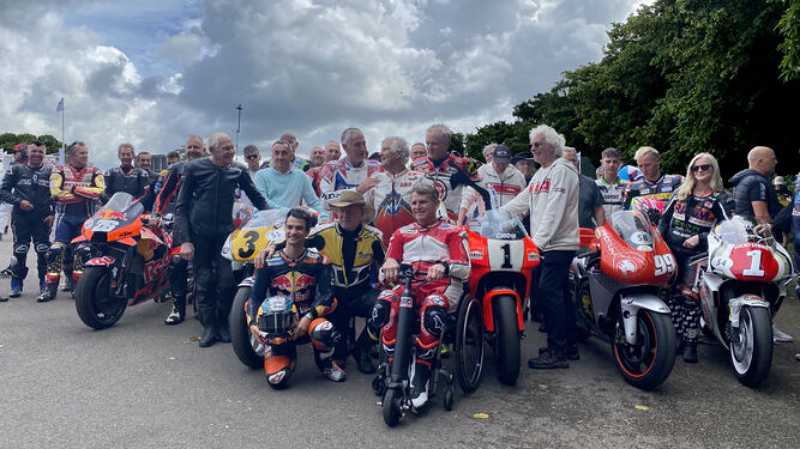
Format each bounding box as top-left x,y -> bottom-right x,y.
257,295 -> 296,339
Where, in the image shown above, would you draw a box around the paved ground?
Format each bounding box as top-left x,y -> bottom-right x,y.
1,236 -> 799,449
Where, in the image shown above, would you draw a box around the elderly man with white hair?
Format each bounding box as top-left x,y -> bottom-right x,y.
501,124 -> 580,369
358,136 -> 424,245
175,132 -> 268,348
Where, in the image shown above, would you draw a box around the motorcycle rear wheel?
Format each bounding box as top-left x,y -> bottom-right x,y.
730,306 -> 772,388
75,266 -> 127,330
455,295 -> 484,393
493,295 -> 520,386
612,310 -> 676,391
230,286 -> 261,369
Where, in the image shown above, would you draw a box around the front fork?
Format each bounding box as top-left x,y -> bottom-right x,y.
619,295 -> 671,345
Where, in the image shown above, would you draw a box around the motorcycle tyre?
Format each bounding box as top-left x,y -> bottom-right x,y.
75,266 -> 127,330
493,295 -> 520,386
230,286 -> 261,370
730,306 -> 773,388
612,310 -> 675,391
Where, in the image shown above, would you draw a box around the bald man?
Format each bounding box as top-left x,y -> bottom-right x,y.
729,146 -> 780,225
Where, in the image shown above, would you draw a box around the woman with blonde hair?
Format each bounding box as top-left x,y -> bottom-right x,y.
658,152 -> 731,363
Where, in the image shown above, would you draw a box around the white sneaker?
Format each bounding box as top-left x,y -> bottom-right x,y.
773,325 -> 793,343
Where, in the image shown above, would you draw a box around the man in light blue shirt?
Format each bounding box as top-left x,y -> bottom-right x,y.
255,140 -> 326,219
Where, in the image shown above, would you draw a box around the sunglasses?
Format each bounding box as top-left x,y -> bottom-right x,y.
245,154 -> 259,160
530,142 -> 545,149
691,164 -> 712,173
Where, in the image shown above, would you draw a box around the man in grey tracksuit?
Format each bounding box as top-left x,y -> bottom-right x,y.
502,125 -> 579,369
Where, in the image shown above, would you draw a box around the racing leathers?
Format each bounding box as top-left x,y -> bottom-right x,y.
174,158 -> 267,342
303,222 -> 384,371
459,162 -> 526,223
41,164 -> 105,300
364,168 -> 424,246
249,248 -> 345,384
658,191 -> 731,360
318,158 -> 381,217
0,162 -> 54,292
411,154 -> 484,220
104,166 -> 149,201
370,220 -> 470,365
624,174 -> 683,220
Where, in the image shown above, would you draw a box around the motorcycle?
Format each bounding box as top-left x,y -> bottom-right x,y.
225,209 -> 289,371
460,212 -> 540,388
695,216 -> 795,387
570,209 -> 677,390
73,192 -> 175,330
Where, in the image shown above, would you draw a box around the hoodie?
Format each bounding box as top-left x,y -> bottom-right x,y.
501,157 -> 579,252
729,169 -> 780,220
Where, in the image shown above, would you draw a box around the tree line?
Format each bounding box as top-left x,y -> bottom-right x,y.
0,133 -> 63,155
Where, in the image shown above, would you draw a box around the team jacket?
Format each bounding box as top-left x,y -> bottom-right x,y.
364,168 -> 425,246
624,174 -> 683,210
248,248 -> 336,324
460,163 -> 527,217
595,177 -> 627,221
105,166 -> 150,200
0,163 -> 53,216
658,191 -> 731,256
318,158 -> 381,213
411,154 -> 481,218
49,164 -> 105,218
306,222 -> 384,298
501,157 -> 579,252
386,220 -> 470,309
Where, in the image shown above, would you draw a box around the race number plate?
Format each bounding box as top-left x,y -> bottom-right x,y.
487,239 -> 523,271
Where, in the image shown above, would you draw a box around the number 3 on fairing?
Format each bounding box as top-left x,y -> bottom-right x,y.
237,230 -> 259,259
654,254 -> 675,276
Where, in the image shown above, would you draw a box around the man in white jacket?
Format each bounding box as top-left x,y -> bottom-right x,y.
501,125 -> 579,369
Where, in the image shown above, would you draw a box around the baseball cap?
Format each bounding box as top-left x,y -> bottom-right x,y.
492,145 -> 512,163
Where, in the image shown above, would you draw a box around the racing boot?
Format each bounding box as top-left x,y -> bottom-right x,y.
528,346 -> 569,369
9,277 -> 23,298
37,281 -> 58,303
164,301 -> 186,325
410,362 -> 432,409
683,341 -> 698,363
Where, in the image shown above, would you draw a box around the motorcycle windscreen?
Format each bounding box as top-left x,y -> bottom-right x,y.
610,210 -> 654,252
471,209 -> 528,240
84,192 -> 144,241
713,216 -> 753,244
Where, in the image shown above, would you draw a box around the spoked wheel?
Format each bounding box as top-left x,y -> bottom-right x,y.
730,306 -> 773,387
382,389 -> 402,427
612,310 -> 676,390
75,266 -> 127,330
455,295 -> 485,393
230,286 -> 262,369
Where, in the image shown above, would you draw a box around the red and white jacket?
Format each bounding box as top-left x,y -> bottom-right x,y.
318,158 -> 381,213
386,220 -> 470,310
364,168 -> 425,246
460,162 -> 527,219
411,154 -> 478,220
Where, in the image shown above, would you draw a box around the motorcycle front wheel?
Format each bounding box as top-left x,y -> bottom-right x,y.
230,286 -> 262,369
612,310 -> 676,391
492,295 -> 520,386
75,266 -> 127,330
730,306 -> 773,388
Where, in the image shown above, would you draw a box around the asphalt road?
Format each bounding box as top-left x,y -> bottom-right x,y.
1,237 -> 799,449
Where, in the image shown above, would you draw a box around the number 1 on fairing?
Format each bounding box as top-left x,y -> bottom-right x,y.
742,249 -> 765,277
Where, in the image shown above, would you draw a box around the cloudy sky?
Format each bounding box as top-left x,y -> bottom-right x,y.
0,0 -> 650,168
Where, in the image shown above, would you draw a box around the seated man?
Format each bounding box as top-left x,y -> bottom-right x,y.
248,208 -> 346,385
370,181 -> 470,408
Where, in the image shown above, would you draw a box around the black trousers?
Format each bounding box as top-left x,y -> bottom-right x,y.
328,288 -> 378,359
536,250 -> 577,354
193,234 -> 234,328
11,212 -> 50,281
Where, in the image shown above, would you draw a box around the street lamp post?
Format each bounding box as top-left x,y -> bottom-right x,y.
235,104 -> 243,153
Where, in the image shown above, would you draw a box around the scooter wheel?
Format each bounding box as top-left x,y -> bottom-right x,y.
443,386 -> 454,411
372,376 -> 386,397
382,389 -> 402,427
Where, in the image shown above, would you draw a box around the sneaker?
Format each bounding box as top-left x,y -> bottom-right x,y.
410,362 -> 431,409
322,362 -> 347,382
0,296 -> 7,303
164,305 -> 185,325
9,277 -> 22,298
528,351 -> 569,369
773,325 -> 793,343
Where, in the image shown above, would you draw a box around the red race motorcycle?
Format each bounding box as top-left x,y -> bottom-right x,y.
73,192 -> 176,329
570,210 -> 677,390
460,213 -> 540,389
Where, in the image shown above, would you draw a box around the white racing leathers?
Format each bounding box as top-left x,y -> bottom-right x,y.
318,158 -> 381,216
460,163 -> 527,220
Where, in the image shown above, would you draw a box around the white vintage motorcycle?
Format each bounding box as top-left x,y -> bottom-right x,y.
695,216 -> 795,387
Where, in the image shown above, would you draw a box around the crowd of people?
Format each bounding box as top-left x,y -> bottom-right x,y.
0,123 -> 797,406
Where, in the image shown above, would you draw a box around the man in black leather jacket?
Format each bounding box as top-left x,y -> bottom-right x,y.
0,142 -> 54,297
175,132 -> 268,347
105,143 -> 150,201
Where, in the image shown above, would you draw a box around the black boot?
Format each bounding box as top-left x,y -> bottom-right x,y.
217,322 -> 231,343
528,347 -> 569,369
164,300 -> 185,325
352,331 -> 376,374
683,341 -> 698,363
37,282 -> 58,303
199,325 -> 218,348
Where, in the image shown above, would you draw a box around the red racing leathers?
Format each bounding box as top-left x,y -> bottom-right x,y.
375,220 -> 470,366
364,168 -> 425,246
